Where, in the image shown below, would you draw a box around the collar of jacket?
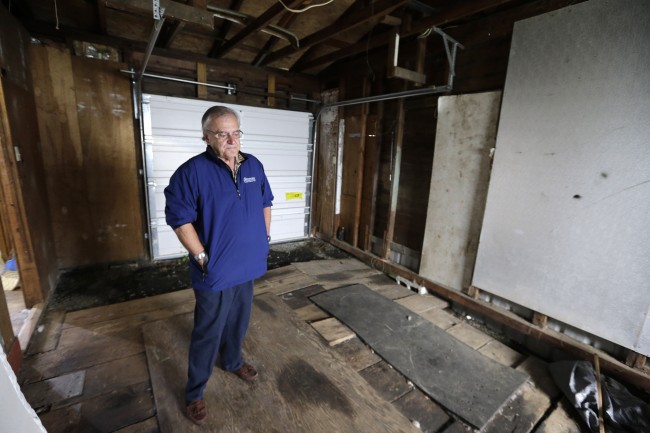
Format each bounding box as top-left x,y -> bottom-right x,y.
205,145 -> 247,166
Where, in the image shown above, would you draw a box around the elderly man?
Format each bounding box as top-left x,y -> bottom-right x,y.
164,105 -> 273,425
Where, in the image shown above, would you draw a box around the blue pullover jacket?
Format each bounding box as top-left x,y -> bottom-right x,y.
164,147 -> 273,292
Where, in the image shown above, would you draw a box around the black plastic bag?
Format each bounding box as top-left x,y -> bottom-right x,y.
549,360 -> 650,433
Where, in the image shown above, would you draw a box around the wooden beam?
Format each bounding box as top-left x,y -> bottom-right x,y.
384,97 -> 405,259
295,0 -> 525,72
267,74 -> 275,107
352,113 -> 367,247
96,1 -> 108,34
212,0 -> 303,58
208,0 -> 244,57
0,287 -> 15,351
625,351 -> 647,369
252,11 -> 298,66
104,0 -> 214,29
196,62 -> 207,98
263,0 -> 408,66
316,233 -> 650,391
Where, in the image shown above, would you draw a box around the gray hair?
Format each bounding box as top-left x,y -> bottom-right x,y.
201,106 -> 240,131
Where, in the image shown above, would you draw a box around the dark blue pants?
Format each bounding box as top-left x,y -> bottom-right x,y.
184,280 -> 254,402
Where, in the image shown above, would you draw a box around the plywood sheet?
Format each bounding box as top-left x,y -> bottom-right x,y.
420,91 -> 501,292
472,0 -> 650,355
312,284 -> 529,429
144,293 -> 420,433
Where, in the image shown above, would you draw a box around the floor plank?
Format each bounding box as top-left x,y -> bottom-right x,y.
446,322 -> 494,350
292,258 -> 372,276
332,337 -> 381,371
280,284 -> 326,310
63,290 -> 194,329
395,294 -> 449,313
254,265 -> 317,296
294,303 -> 330,322
393,388 -> 451,433
113,417 -> 159,433
311,317 -> 355,346
143,293 -> 422,433
419,308 -> 460,330
40,382 -> 155,433
20,328 -> 144,383
359,361 -> 413,402
533,400 -> 585,433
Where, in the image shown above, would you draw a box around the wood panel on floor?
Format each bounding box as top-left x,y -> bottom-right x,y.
292,258 -> 372,276
63,289 -> 194,329
143,293 -> 421,433
294,303 -> 330,322
254,264 -> 317,296
481,357 -> 560,433
113,417 -> 159,433
393,388 -> 451,433
20,327 -> 144,383
39,381 -> 155,433
359,360 -> 413,402
533,400 -> 584,433
332,337 -> 381,372
312,284 -> 529,430
311,317 -> 355,346
280,284 -> 325,309
26,309 -> 65,354
396,294 -> 449,313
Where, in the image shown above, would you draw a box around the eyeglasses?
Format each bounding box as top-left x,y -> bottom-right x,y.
205,129 -> 243,140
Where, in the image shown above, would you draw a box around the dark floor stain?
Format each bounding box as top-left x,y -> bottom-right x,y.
277,358 -> 354,417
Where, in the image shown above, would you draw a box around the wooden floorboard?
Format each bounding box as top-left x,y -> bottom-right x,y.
63,289 -> 194,329
19,257 -> 569,433
393,388 -> 451,433
144,293 -> 421,433
253,264 -> 317,296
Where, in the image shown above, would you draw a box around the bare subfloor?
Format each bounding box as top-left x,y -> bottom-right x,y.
18,240 -> 587,433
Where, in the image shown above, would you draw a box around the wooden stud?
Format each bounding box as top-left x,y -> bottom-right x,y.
532,312 -> 549,328
383,97 -> 405,259
0,283 -> 15,351
267,74 -> 276,107
196,62 -> 207,98
594,355 -> 605,433
467,286 -> 480,299
625,351 -> 647,369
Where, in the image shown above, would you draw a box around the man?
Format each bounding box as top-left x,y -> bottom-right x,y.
164,106 -> 273,425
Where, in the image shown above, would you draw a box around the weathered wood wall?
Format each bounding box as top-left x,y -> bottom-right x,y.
30,44 -> 146,268
0,7 -> 58,308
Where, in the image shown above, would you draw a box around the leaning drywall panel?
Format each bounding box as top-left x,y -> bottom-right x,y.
420,91 -> 501,291
472,0 -> 650,355
143,95 -> 313,260
0,352 -> 47,433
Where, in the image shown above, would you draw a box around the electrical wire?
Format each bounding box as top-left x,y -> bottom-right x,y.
278,0 -> 334,14
54,0 -> 60,29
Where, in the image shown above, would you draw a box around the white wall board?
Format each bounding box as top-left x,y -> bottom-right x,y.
420,92 -> 501,291
472,0 -> 650,355
142,95 -> 313,259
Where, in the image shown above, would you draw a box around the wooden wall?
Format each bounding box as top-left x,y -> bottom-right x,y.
30,44 -> 146,268
0,6 -> 58,309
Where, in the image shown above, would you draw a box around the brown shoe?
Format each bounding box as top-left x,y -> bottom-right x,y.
186,399 -> 207,425
232,362 -> 258,381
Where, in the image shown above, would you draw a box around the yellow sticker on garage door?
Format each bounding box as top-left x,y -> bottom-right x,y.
285,192 -> 303,200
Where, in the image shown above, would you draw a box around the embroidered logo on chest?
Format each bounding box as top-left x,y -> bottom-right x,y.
243,176 -> 257,183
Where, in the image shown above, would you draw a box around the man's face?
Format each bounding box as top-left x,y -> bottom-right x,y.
204,114 -> 241,162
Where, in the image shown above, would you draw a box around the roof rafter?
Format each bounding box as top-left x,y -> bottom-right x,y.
211,0 -> 304,58
260,0 -> 408,67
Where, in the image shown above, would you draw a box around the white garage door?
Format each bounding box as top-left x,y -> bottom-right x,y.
142,94 -> 314,260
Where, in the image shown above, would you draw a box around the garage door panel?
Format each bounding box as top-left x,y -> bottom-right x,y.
143,94 -> 313,259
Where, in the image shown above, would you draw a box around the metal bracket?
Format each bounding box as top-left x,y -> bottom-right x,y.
152,0 -> 161,20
